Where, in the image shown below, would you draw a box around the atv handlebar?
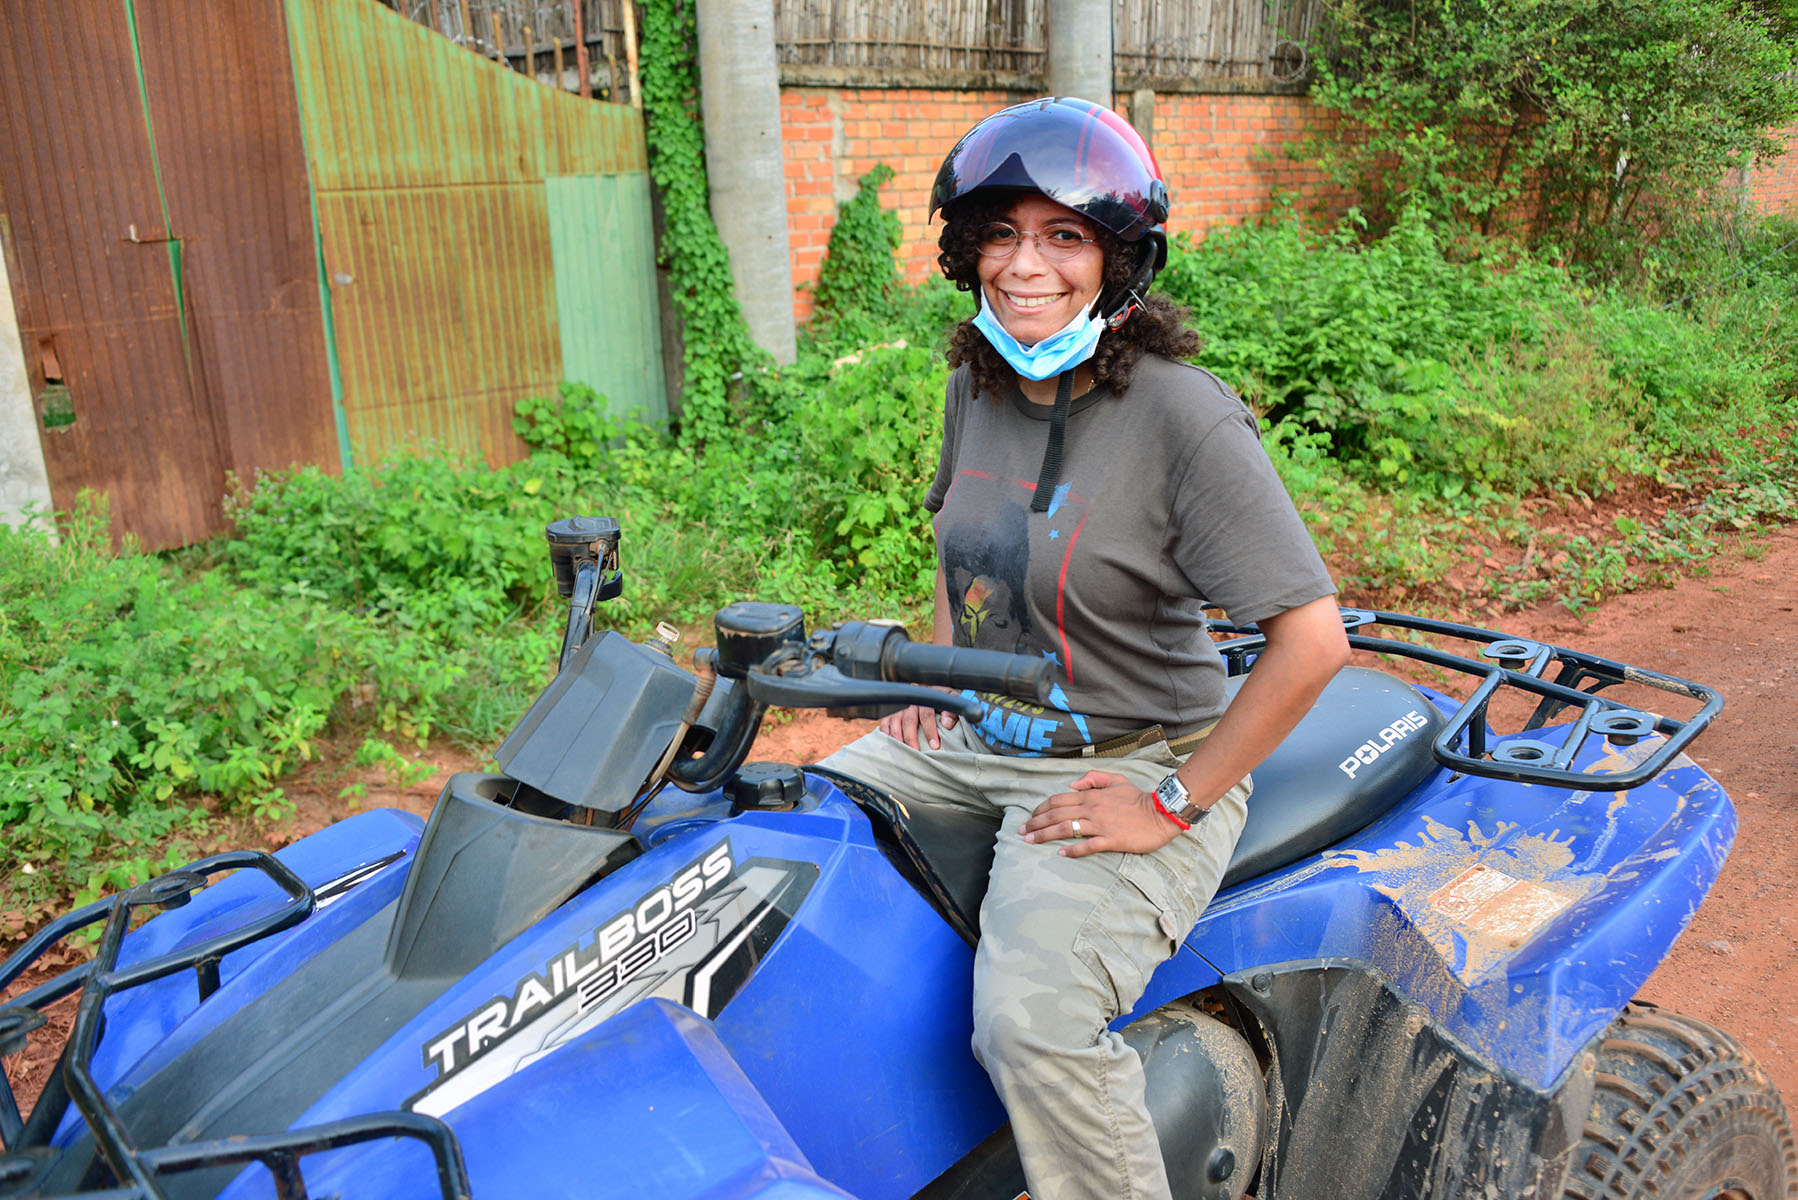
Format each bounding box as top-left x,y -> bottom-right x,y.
664,605 -> 1047,793
828,620 -> 1053,702
531,516 -> 1720,801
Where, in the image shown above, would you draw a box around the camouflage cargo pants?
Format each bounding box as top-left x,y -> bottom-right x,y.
818,719 -> 1249,1200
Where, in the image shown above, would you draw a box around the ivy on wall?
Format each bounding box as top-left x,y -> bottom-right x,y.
638,0 -> 771,449
810,163 -> 905,347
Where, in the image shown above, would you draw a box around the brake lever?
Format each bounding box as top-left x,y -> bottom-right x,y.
744,664 -> 985,720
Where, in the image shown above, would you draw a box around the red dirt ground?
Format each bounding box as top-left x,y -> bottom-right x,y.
6,529 -> 1795,1123
1502,527 -> 1798,1102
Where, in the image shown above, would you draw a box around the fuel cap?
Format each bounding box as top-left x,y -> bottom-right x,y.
729,762 -> 807,813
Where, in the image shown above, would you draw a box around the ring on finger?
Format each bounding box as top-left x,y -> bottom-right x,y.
1071,819 -> 1082,837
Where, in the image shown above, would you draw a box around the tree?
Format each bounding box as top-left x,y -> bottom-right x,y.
1307,0 -> 1798,268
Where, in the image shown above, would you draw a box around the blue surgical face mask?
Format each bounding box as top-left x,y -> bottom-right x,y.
972,292 -> 1103,382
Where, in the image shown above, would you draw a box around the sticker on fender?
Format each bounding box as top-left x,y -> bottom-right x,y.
1428,863 -> 1574,943
407,838 -> 816,1117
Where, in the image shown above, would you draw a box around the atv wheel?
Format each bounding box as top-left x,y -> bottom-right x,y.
1564,1002 -> 1797,1199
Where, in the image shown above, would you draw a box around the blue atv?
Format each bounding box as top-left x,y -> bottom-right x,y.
3,515 -> 1794,1200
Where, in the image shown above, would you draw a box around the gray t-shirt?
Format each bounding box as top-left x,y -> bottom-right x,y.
925,354 -> 1336,755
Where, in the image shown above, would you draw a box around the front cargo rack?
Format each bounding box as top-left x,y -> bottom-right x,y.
0,852 -> 471,1200
1211,608 -> 1723,791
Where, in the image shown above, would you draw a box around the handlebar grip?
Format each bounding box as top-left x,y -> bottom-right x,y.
886,642 -> 1052,704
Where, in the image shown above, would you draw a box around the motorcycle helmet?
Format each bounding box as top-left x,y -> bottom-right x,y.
929,96 -> 1170,281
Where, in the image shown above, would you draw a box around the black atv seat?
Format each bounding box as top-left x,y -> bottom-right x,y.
828,666 -> 1446,944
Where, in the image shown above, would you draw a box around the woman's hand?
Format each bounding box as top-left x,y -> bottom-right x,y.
1021,770 -> 1182,857
878,702 -> 958,750
879,564 -> 960,751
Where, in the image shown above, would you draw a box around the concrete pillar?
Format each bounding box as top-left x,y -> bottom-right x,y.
696,0 -> 798,364
1047,0 -> 1113,106
0,229 -> 55,531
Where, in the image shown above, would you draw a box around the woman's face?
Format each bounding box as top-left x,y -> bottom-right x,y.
975,195 -> 1104,347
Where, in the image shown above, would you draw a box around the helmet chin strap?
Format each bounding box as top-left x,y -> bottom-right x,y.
1028,243 -> 1159,515
1098,242 -> 1160,330
1029,369 -> 1076,514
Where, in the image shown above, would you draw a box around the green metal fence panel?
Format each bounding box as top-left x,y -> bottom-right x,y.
546,173 -> 666,424
284,0 -> 658,466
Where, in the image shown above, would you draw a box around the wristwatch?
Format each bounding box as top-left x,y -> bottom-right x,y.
1152,772 -> 1210,827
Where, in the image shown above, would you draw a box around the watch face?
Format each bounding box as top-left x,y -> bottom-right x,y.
1154,773 -> 1206,824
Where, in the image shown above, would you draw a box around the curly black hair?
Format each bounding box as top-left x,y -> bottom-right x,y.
937,191 -> 1200,402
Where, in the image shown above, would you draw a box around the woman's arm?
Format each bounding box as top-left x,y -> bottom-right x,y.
932,559 -> 954,645
1022,595 -> 1350,856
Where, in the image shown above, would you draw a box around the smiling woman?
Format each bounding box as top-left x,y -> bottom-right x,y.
975,196 -> 1104,350
813,97 -> 1353,1200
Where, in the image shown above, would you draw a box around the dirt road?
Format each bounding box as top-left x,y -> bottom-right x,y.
1505,528 -> 1798,1101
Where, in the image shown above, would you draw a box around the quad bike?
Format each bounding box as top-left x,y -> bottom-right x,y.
2,515 -> 1794,1200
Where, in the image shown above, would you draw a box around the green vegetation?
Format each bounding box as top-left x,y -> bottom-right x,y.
1160,204 -> 1796,608
638,0 -> 770,450
5,2 -> 1796,917
809,164 -> 907,349
1307,0 -> 1798,270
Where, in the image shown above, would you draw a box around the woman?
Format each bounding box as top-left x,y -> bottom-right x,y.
820,98 -> 1350,1200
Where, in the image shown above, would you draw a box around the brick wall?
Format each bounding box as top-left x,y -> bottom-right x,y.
779,89 -> 1798,324
779,86 -> 1342,323
782,87 -> 1020,323
1145,93 -> 1342,235
1747,125 -> 1798,216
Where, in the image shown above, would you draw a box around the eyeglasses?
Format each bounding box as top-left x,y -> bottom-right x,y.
977,222 -> 1097,261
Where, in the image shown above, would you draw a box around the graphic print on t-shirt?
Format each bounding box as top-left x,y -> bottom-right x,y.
945,496 -> 1034,655
941,470 -> 1094,754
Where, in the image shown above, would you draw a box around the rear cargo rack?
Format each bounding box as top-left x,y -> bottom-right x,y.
1211,608 -> 1722,791
0,852 -> 471,1200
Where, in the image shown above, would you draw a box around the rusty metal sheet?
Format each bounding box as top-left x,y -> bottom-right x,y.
286,0 -> 656,466
131,0 -> 338,479
289,0 -> 646,193
0,0 -> 226,549
316,185 -> 559,464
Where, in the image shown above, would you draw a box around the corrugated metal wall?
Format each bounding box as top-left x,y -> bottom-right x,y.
0,0 -> 232,549
546,175 -> 663,423
133,0 -> 341,482
0,0 -> 339,549
285,0 -> 664,467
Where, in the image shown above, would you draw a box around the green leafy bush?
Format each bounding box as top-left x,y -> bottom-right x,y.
810,164 -> 906,351
223,447 -> 564,636
514,381 -> 619,469
0,493 -> 564,906
1162,204 -> 1786,499
1307,0 -> 1798,267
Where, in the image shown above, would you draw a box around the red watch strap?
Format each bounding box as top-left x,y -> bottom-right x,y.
1152,795 -> 1191,830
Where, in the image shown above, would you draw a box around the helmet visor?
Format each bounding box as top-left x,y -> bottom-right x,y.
931,99 -> 1167,240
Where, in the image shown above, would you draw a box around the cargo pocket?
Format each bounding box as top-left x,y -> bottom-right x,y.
1072,856 -> 1201,1019
1122,851 -> 1202,958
